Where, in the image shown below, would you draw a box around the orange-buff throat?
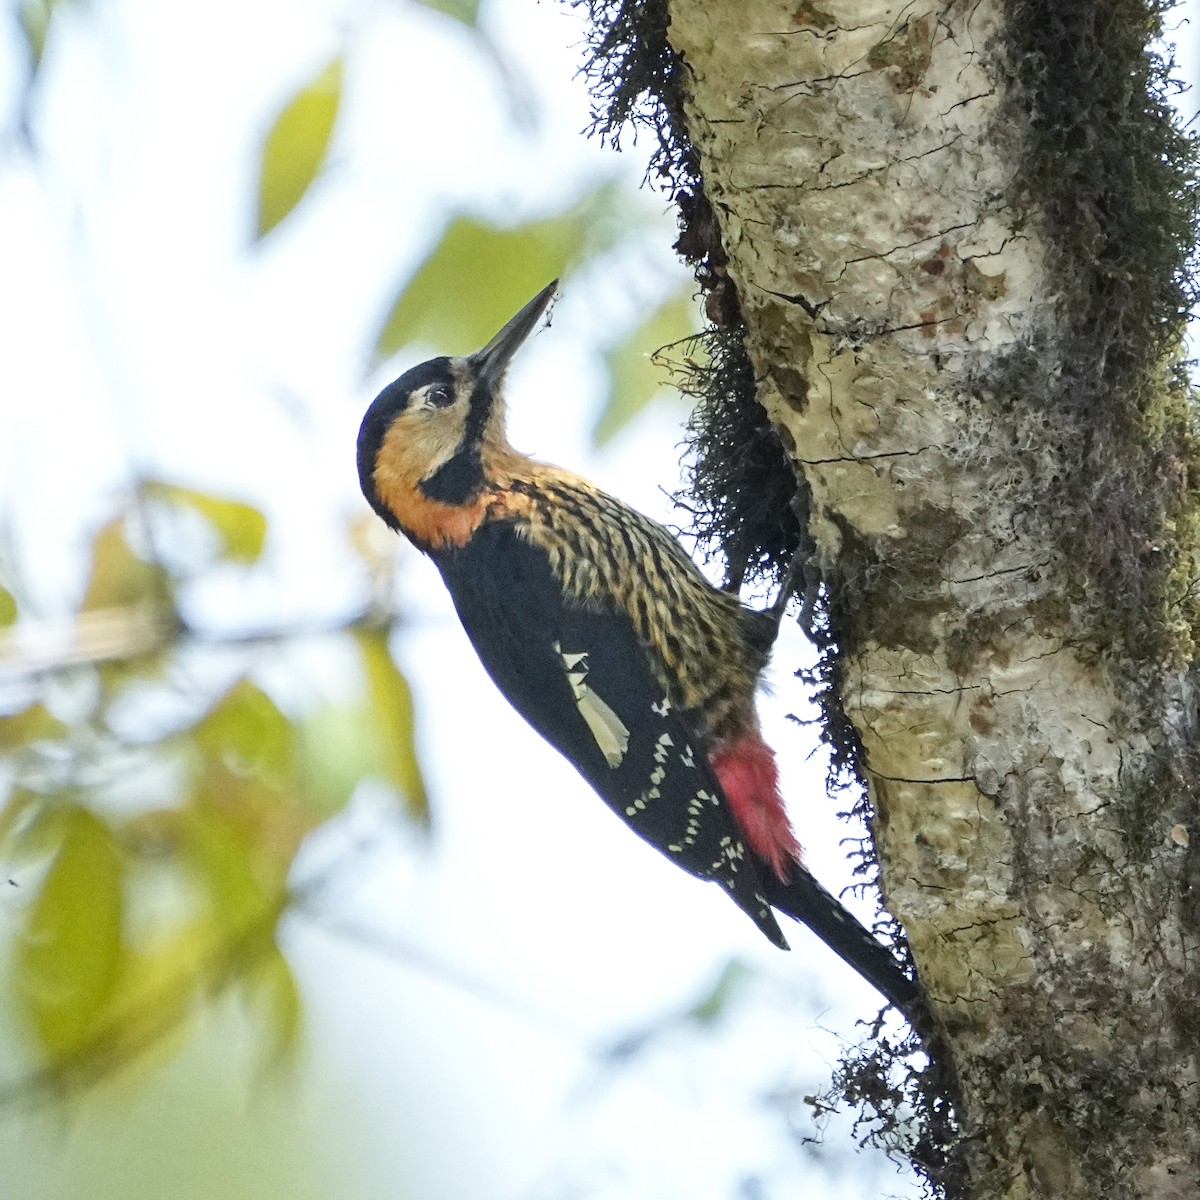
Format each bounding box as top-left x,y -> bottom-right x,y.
375,480 -> 492,550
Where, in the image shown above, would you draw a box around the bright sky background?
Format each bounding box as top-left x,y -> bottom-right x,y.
1,3 -> 1197,1199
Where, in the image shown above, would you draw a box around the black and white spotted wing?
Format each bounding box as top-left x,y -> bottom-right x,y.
433,519 -> 786,947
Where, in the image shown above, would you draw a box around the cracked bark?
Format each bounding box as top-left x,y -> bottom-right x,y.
662,2 -> 1200,1198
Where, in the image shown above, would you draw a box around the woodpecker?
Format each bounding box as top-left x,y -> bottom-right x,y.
357,281 -> 920,1018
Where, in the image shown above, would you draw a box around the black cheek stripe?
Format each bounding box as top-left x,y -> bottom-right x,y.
421,450 -> 485,505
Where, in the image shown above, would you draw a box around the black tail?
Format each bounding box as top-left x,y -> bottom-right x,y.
765,867 -> 924,1022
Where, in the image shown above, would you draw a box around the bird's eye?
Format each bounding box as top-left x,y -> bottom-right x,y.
425,385 -> 454,409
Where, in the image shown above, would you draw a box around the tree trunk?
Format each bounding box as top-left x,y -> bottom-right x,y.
652,1 -> 1200,1196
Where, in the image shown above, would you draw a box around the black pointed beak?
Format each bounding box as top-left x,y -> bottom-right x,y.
469,280 -> 558,391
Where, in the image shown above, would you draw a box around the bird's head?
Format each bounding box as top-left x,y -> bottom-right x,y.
357,281 -> 557,527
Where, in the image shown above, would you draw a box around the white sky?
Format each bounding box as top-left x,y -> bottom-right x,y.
1,2 -> 1197,1199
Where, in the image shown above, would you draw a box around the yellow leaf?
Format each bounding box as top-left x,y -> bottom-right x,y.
685,959 -> 753,1025
90,922 -> 210,1071
146,482 -> 267,564
191,808 -> 261,920
0,701 -> 66,751
372,183 -> 627,365
0,584 -> 16,626
255,57 -> 342,239
595,287 -> 702,446
180,785 -> 282,928
15,807 -> 125,1058
355,628 -> 429,825
196,678 -> 295,785
80,517 -> 170,613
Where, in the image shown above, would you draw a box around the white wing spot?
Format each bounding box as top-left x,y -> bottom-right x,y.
557,643 -> 629,768
652,698 -> 671,717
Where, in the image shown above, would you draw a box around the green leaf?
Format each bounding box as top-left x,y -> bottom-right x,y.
372,183 -> 626,365
416,0 -> 481,24
146,482 -> 267,563
255,57 -> 342,239
297,700 -> 377,818
685,959 -> 752,1026
16,0 -> 63,72
594,287 -> 702,446
196,679 -> 294,785
15,807 -> 125,1057
0,584 -> 16,627
355,629 -> 429,825
250,947 -> 303,1069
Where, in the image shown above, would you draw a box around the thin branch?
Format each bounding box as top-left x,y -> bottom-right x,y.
0,606 -> 392,679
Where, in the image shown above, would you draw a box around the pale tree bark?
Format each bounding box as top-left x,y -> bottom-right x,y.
589,1 -> 1200,1197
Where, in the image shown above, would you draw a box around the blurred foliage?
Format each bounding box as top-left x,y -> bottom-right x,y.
80,515 -> 173,614
17,806 -> 124,1059
14,0 -> 73,77
15,0 -> 54,71
144,482 -> 269,565
12,0 -> 85,140
0,487 -> 426,1097
418,0 -> 481,25
372,181 -> 631,365
594,284 -> 701,445
599,957 -> 759,1064
354,628 -> 429,824
685,958 -> 753,1026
